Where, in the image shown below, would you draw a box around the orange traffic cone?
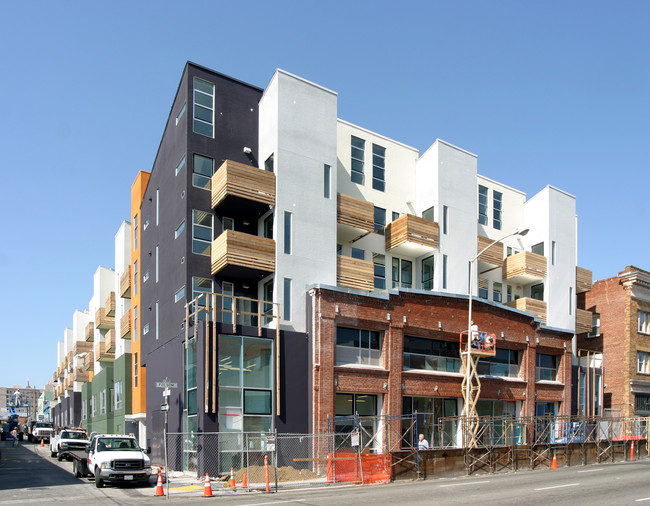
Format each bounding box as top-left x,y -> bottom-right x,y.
203,473 -> 213,497
40,439 -> 44,447
630,441 -> 635,461
550,453 -> 558,469
242,473 -> 248,489
154,468 -> 165,496
229,467 -> 237,489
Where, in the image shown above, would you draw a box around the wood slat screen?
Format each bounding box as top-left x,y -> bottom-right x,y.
211,230 -> 275,275
385,214 -> 439,251
503,251 -> 547,280
337,193 -> 374,232
211,160 -> 276,209
505,297 -> 547,324
477,235 -> 504,265
337,256 -> 374,291
120,266 -> 131,298
576,266 -> 593,294
575,308 -> 593,334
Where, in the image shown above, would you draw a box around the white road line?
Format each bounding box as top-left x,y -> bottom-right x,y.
535,483 -> 580,491
440,480 -> 490,488
635,498 -> 650,502
240,501 -> 307,506
577,468 -> 605,473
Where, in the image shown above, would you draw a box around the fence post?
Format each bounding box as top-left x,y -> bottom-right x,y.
274,429 -> 278,493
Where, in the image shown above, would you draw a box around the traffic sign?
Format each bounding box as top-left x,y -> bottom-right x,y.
156,378 -> 178,389
161,404 -> 169,412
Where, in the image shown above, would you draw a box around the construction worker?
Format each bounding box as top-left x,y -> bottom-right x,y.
11,427 -> 18,447
418,433 -> 429,450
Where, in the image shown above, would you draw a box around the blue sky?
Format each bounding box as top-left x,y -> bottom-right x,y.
1,1 -> 648,390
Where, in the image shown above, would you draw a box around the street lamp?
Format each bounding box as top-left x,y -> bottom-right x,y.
462,228 -> 529,420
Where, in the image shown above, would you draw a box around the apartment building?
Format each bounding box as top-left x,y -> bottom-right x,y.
132,62 -> 592,470
577,266 -> 650,418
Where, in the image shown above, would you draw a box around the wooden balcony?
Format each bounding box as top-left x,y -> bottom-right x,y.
66,350 -> 73,367
337,255 -> 374,291
502,251 -> 547,284
505,297 -> 547,324
385,214 -> 439,257
85,321 -> 94,342
105,329 -> 116,353
211,160 -> 276,215
64,375 -> 73,391
477,235 -> 504,267
337,193 -> 374,242
56,364 -> 64,379
211,230 -> 275,278
84,350 -> 94,371
576,308 -> 593,334
95,337 -> 115,363
104,292 -> 116,317
95,307 -> 115,330
73,340 -> 92,357
120,310 -> 132,339
120,265 -> 131,299
576,266 -> 593,294
73,366 -> 90,383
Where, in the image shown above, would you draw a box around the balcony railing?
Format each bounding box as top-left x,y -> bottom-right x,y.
477,362 -> 520,378
477,235 -> 504,267
95,307 -> 115,330
85,321 -> 94,342
120,310 -> 132,339
337,193 -> 374,242
502,251 -> 547,284
505,297 -> 547,324
95,335 -> 115,363
336,255 -> 374,292
66,350 -> 73,367
211,230 -> 275,276
576,308 -> 593,334
576,266 -> 593,294
64,375 -> 73,390
120,266 -> 131,299
385,214 -> 439,257
73,366 -> 89,383
403,353 -> 461,373
105,329 -> 116,353
336,346 -> 382,367
84,350 -> 94,371
211,160 -> 275,210
104,292 -> 116,317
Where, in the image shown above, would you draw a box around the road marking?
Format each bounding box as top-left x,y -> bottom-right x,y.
635,498 -> 650,502
535,483 -> 579,491
440,480 -> 490,487
577,468 -> 604,473
240,500 -> 307,506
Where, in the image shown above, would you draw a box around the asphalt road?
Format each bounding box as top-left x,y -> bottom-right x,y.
1,439 -> 649,505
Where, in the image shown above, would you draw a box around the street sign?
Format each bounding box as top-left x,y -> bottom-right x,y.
351,431 -> 360,447
156,379 -> 178,389
266,435 -> 275,452
161,404 -> 169,412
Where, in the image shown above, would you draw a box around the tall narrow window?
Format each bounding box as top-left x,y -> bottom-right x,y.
222,281 -> 234,324
551,241 -> 556,265
175,220 -> 185,239
392,211 -> 400,222
392,258 -> 412,289
588,313 -> 600,337
263,279 -> 274,324
156,188 -> 160,226
155,245 -> 159,282
478,185 -> 488,225
443,205 -> 449,234
478,278 -> 488,299
443,255 -> 448,289
639,311 -> 650,335
374,206 -> 386,235
155,301 -> 159,339
133,306 -> 138,342
493,190 -> 502,230
372,144 -> 385,191
192,210 -> 213,255
283,278 -> 291,321
176,155 -> 186,176
133,260 -> 138,296
350,136 -> 365,184
569,287 -> 573,315
193,77 -> 214,137
175,286 -> 185,303
176,103 -> 186,125
134,353 -> 138,388
507,285 -> 513,302
323,164 -> 331,198
263,214 -> 273,239
283,211 -> 292,254
193,154 -> 214,190
493,282 -> 502,303
422,256 -> 434,290
264,154 -> 274,172
133,215 -> 138,251
373,253 -> 386,290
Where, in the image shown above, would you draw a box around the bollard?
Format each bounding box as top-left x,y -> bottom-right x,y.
264,454 -> 270,493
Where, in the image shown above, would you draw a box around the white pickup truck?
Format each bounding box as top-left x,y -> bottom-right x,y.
86,434 -> 152,488
50,428 -> 89,461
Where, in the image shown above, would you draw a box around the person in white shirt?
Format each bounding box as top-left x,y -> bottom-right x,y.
418,433 -> 429,450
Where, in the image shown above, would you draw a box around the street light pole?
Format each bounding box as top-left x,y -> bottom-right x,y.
463,228 -> 529,420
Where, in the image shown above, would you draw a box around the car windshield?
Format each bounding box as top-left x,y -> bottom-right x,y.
62,431 -> 86,440
35,423 -> 51,428
97,437 -> 140,451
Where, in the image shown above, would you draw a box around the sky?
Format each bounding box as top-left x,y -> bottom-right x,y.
1,1 -> 648,390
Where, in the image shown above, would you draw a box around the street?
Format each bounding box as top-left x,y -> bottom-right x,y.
2,439 -> 650,505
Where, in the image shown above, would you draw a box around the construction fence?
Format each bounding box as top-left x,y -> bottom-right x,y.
165,415 -> 650,486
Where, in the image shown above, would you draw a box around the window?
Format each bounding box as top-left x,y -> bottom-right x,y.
493,190 -> 502,230
422,256 -> 434,290
175,286 -> 185,303
114,381 -> 123,410
403,336 -> 460,373
263,214 -> 273,239
372,144 -> 385,191
100,389 -> 106,415
192,277 -> 213,320
374,206 -> 386,234
351,247 -> 365,260
443,205 -> 449,234
192,210 -> 212,255
133,215 -> 138,251
156,188 -> 159,226
176,102 -> 186,125
143,218 -> 149,231
133,306 -> 138,342
536,353 -> 557,381
638,352 -> 650,375
155,245 -> 159,282
569,287 -> 573,315
531,283 -> 544,301
143,271 -> 149,283
133,261 -> 138,296
506,284 -> 513,302
263,279 -> 274,324
324,164 -> 331,198
264,154 -> 274,172
335,393 -> 377,417
81,400 -> 87,420
143,323 -> 150,335
222,281 -> 234,324
91,395 -> 97,417
283,211 -> 291,254
422,206 -> 434,222
373,253 -> 386,290
175,220 -> 185,239
193,154 -> 214,190
336,327 -> 382,366
155,301 -> 159,339
176,155 -> 186,176
392,258 -> 412,289
531,242 -> 544,255
588,313 -> 600,337
337,244 -> 342,255
193,77 -> 214,137
186,337 -> 197,416
478,349 -> 520,377
134,353 -> 138,388
283,278 -> 291,321
493,282 -> 502,303
478,278 -> 488,299
639,311 -> 650,335
442,255 -> 448,290
392,211 -> 400,222
223,217 -> 234,231
478,185 -> 488,225
551,241 -> 556,265
350,136 -> 365,184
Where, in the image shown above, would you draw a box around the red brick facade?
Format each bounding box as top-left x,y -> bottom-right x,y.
310,288 -> 573,434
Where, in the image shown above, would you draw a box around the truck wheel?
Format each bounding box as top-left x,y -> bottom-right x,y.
50,450 -> 56,458
95,469 -> 104,488
57,451 -> 63,462
73,461 -> 81,478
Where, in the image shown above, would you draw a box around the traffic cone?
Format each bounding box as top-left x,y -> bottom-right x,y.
630,441 -> 635,461
229,467 -> 237,489
40,439 -> 44,447
242,473 -> 248,489
154,468 -> 165,496
550,453 -> 558,469
203,473 -> 213,497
